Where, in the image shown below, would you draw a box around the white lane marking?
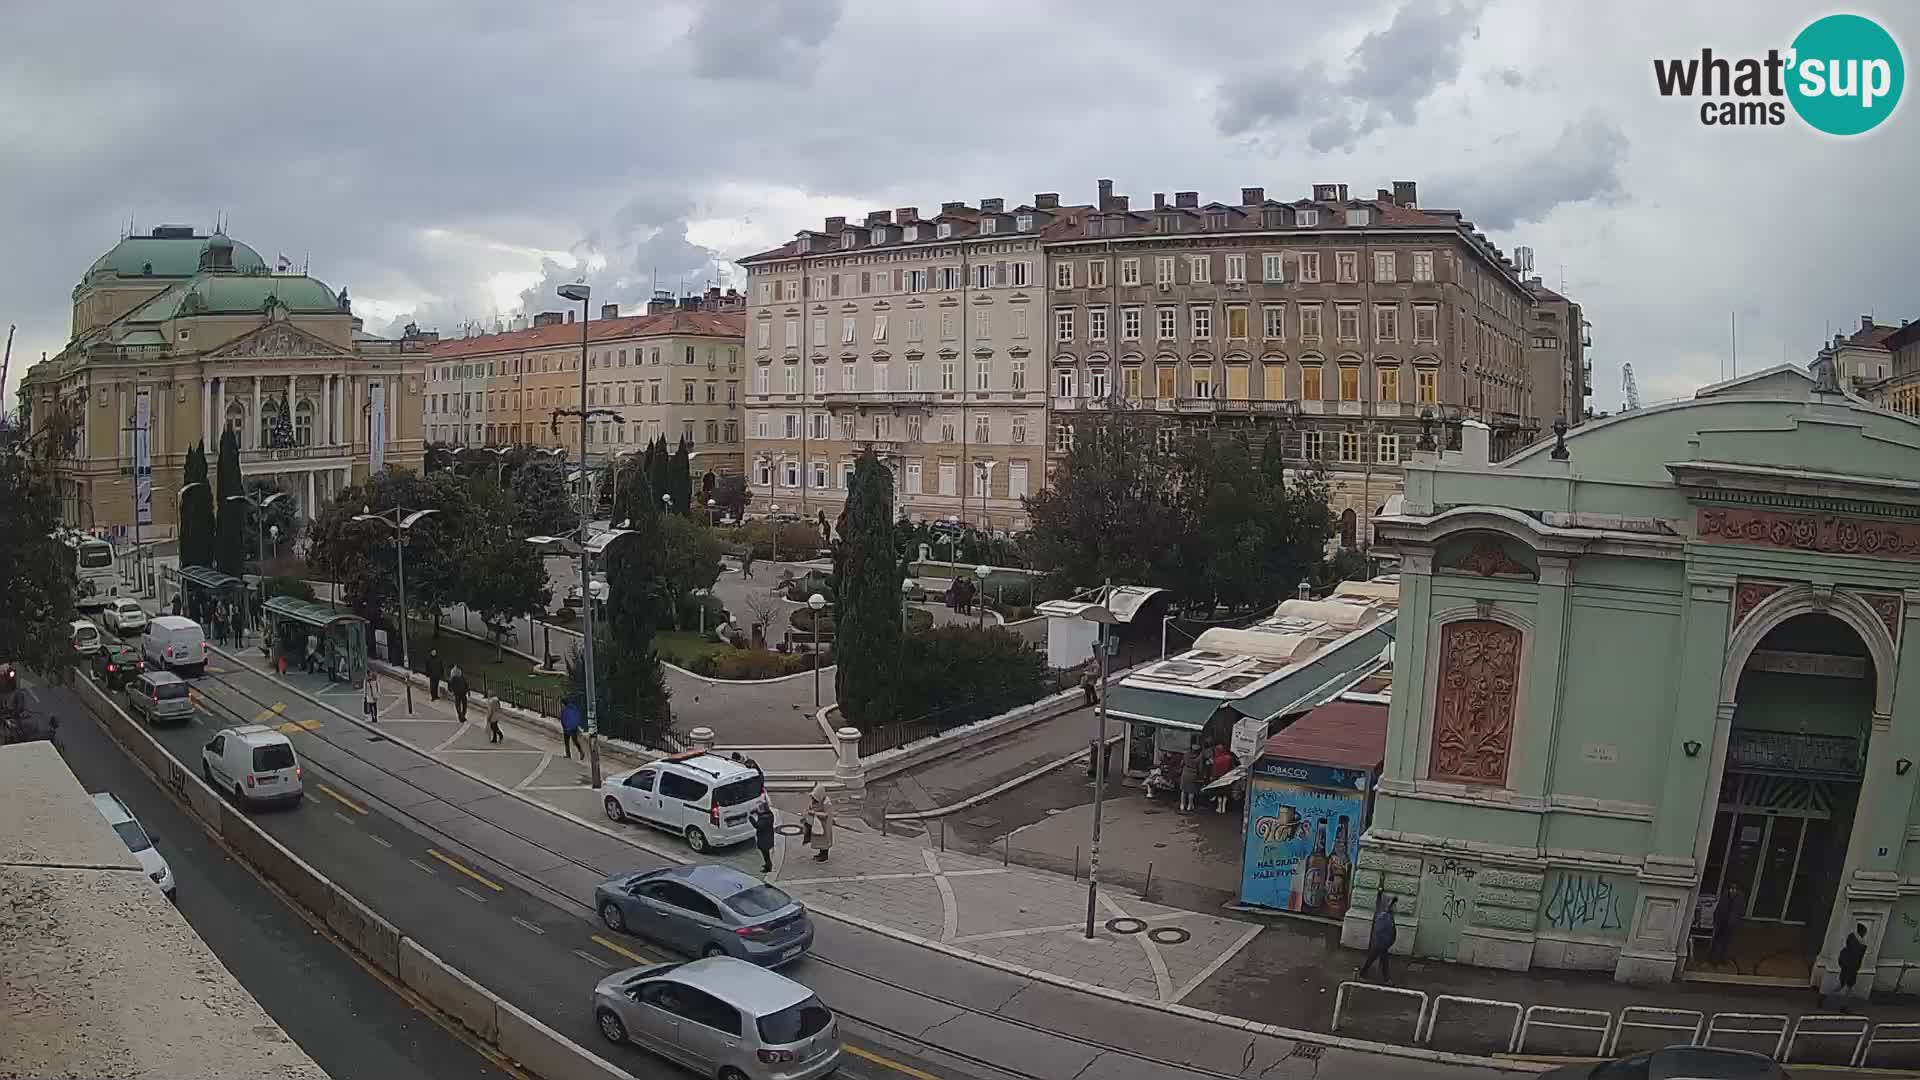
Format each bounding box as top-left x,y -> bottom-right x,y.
432,724 -> 470,753
516,752 -> 555,790
573,949 -> 612,969
332,811 -> 355,826
369,835 -> 393,849
456,885 -> 489,904
1172,922 -> 1263,1005
923,848 -> 959,944
409,858 -> 436,875
513,916 -> 546,935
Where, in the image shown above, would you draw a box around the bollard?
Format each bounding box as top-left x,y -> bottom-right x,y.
940,819 -> 946,852
1074,846 -> 1081,881
1003,835 -> 1009,867
1144,861 -> 1154,902
881,803 -> 889,837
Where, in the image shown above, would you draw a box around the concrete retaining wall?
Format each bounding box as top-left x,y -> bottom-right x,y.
70,675 -> 639,1080
862,687 -> 1085,783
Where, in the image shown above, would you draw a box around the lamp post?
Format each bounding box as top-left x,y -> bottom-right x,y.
351,505 -> 439,715
769,503 -> 781,563
808,592 -> 826,707
974,564 -> 991,628
706,498 -> 718,527
1077,587 -> 1119,939
557,280 -> 607,789
226,490 -> 287,640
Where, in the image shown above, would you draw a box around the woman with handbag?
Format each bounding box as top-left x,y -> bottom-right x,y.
805,783 -> 834,862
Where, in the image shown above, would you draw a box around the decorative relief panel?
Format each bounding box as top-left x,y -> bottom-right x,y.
1700,508 -> 1920,561
1476,868 -> 1547,893
1859,591 -> 1902,645
1429,620 -> 1522,786
1732,579 -> 1785,630
1443,540 -> 1536,580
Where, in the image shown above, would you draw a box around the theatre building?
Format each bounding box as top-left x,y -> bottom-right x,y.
1349,364 -> 1920,997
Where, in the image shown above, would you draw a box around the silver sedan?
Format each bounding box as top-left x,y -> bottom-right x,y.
595,864 -> 815,967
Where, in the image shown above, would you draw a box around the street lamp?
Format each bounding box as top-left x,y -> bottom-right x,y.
352,506 -> 439,715
558,280 -> 611,789
768,503 -> 781,563
226,490 -> 287,638
1077,592 -> 1120,940
808,592 -> 827,708
975,564 -> 992,628
706,498 -> 718,527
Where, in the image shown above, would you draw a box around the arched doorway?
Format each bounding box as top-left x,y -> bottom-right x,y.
1339,507 -> 1357,548
1700,612 -> 1873,980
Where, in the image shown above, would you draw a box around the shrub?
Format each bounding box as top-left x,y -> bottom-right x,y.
548,606 -> 578,624
889,626 -> 1051,730
788,605 -> 836,636
783,570 -> 836,605
687,648 -> 828,680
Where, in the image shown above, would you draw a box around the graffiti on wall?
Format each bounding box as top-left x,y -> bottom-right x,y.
1541,870 -> 1634,938
1428,859 -> 1478,924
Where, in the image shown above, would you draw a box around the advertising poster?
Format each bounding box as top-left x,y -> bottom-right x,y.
134,388 -> 153,526
368,379 -> 387,473
1240,760 -> 1368,918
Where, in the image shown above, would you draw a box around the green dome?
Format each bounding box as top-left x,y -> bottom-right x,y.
129,272 -> 340,321
83,229 -> 267,283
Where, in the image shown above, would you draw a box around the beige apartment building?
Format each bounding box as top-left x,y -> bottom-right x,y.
738,196 -> 1082,531
1860,318 -> 1920,416
17,227 -> 429,535
1047,180 -> 1548,546
1524,278 -> 1591,426
425,301 -> 744,484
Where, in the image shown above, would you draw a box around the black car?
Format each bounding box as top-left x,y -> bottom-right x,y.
1543,1047 -> 1790,1079
93,643 -> 146,689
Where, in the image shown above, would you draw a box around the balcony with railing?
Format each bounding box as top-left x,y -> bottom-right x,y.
818,391 -> 934,408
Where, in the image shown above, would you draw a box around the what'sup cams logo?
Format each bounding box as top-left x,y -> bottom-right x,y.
1654,13 -> 1904,135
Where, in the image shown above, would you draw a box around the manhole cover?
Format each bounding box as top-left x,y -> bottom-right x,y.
963,815 -> 1000,829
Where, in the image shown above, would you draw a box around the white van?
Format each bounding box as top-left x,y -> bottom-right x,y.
69,619 -> 102,657
202,725 -> 303,807
601,752 -> 766,852
144,616 -> 208,676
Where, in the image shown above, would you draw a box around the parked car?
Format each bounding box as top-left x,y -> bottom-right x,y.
92,643 -> 146,689
596,864 -> 814,966
144,615 -> 208,676
1541,1047 -> 1790,1079
90,791 -> 174,898
592,958 -> 840,1080
69,619 -> 102,658
601,751 -> 766,852
201,724 -> 303,806
126,671 -> 194,727
103,598 -> 149,636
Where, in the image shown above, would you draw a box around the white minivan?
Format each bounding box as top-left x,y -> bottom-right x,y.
602,752 -> 765,852
144,615 -> 208,676
202,725 -> 303,807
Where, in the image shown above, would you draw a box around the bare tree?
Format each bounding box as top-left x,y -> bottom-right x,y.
740,586 -> 783,650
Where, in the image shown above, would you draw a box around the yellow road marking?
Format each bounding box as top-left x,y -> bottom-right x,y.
317,783 -> 368,815
253,701 -> 287,723
426,848 -> 502,891
841,1043 -> 944,1079
591,934 -> 651,965
276,718 -> 323,734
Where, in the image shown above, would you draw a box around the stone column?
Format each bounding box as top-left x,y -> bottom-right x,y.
320,374 -> 332,446
833,726 -> 865,791
306,472 -> 316,520
201,378 -> 213,447
1514,556 -> 1571,798
252,375 -> 262,450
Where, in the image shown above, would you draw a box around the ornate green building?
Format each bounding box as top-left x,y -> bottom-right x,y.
1349,364 -> 1920,997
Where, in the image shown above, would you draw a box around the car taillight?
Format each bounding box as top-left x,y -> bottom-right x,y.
107,665 -> 115,673
295,766 -> 302,779
756,1049 -> 795,1064
710,803 -> 721,825
245,774 -> 256,788
736,924 -> 766,937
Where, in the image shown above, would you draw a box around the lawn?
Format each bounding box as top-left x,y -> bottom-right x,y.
401,618 -> 568,707
653,630 -> 733,669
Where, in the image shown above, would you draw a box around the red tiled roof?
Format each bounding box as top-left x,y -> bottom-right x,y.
1845,322 -> 1901,349
1257,700 -> 1387,772
428,310 -> 743,359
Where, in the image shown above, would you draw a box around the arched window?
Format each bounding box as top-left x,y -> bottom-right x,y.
1340,507 -> 1357,548
224,400 -> 247,445
294,399 -> 314,447
259,398 -> 281,448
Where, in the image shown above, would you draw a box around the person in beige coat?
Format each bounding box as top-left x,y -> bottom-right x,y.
806,783 -> 834,862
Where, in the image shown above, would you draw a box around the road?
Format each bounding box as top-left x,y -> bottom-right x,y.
120,655 -> 1511,1080
36,673 -> 511,1080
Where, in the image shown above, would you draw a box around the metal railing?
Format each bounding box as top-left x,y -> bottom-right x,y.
1519,1005 -> 1611,1058
1330,981 -> 1428,1041
1607,1007 -> 1706,1056
1420,994 -> 1523,1053
1784,1015 -> 1870,1065
1703,1013 -> 1790,1060
1860,1022 -> 1920,1068
855,686 -> 1062,758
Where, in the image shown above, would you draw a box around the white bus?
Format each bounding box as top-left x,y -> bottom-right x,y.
56,530 -> 120,610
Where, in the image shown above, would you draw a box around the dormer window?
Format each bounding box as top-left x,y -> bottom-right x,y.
841,232 -> 856,249
1016,214 -> 1034,232
1157,214 -> 1180,233
1263,209 -> 1284,228
1297,209 -> 1320,227
980,218 -> 998,235
937,222 -> 952,239
1206,212 -> 1228,230
1349,208 -> 1372,227
904,224 -> 920,242
797,236 -> 812,253
872,227 -> 888,244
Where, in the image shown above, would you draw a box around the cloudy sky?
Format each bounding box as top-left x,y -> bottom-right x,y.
3,0 -> 1914,411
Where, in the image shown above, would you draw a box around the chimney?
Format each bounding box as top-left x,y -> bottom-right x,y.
980,197 -> 1003,214
1393,181 -> 1418,207
1241,187 -> 1265,205
825,215 -> 846,231
1113,195 -> 1128,212
679,296 -> 699,312
940,201 -> 964,214
533,312 -> 565,328
566,310 -> 575,324
1153,193 -> 1167,210
1336,184 -> 1349,201
601,303 -> 619,320
1098,179 -> 1114,210
1377,188 -> 1393,203
1862,314 -> 1875,332
896,206 -> 918,222
1527,275 -> 1543,289
1313,183 -> 1339,201
1175,191 -> 1198,209
867,210 -> 892,225
1034,193 -> 1060,210
706,286 -> 721,301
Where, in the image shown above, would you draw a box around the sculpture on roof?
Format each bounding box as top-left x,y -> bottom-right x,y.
338,286 -> 352,314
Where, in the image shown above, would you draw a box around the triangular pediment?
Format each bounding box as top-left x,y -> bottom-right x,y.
209,321 -> 353,359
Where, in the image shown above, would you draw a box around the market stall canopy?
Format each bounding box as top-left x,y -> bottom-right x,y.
1101,683 -> 1224,731
1257,700 -> 1389,774
1035,584 -> 1166,625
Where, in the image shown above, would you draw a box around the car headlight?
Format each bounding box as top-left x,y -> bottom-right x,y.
149,870 -> 165,883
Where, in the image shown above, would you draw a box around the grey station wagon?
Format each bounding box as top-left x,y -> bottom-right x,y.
593,957 -> 840,1080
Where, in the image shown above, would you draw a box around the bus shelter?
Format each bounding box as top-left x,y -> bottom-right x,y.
264,596 -> 368,689
167,566 -> 249,632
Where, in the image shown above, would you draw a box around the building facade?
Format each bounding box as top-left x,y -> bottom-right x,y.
1347,365 -> 1920,996
1524,280 -> 1590,425
1046,180 -> 1548,548
1817,315 -> 1902,395
16,227 -> 428,534
738,197 -> 1081,531
424,303 -> 744,480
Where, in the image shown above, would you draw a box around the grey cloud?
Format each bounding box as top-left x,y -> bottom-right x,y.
685,0 -> 844,82
1429,113 -> 1629,231
1216,0 -> 1485,149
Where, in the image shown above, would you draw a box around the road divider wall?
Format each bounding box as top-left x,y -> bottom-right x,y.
71,673 -> 641,1080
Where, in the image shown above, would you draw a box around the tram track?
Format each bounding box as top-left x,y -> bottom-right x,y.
184,664 -> 1316,1080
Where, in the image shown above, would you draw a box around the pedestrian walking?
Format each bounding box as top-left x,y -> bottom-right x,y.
363,670 -> 380,725
305,633 -> 320,675
1210,743 -> 1237,814
1357,895 -> 1398,982
1081,665 -> 1098,707
484,696 -> 503,744
1710,885 -> 1743,964
447,664 -> 469,724
740,550 -> 755,579
805,783 -> 834,862
1179,748 -> 1205,813
426,648 -> 444,701
1822,923 -> 1870,1011
750,800 -> 776,873
560,699 -> 584,758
